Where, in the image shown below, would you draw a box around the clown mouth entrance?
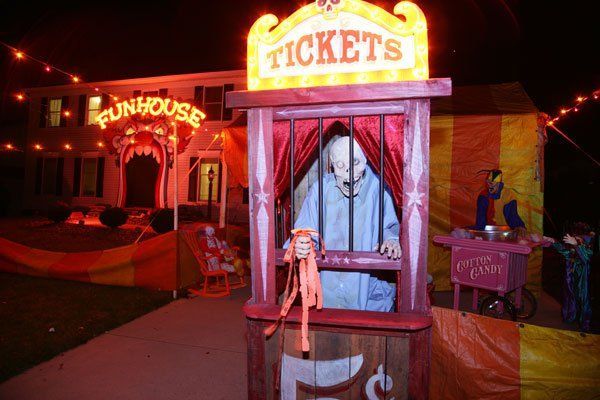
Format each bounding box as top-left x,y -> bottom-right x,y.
125,152 -> 160,208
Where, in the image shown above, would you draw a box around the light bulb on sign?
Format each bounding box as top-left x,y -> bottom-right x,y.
64,144 -> 72,150
97,141 -> 104,148
34,144 -> 43,150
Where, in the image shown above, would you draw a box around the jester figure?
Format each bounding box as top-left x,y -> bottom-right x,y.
474,169 -> 526,234
546,222 -> 595,332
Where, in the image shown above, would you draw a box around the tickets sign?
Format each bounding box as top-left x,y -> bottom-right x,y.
247,0 -> 429,91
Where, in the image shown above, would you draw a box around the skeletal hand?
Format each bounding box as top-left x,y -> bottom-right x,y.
563,234 -> 578,246
294,235 -> 312,260
377,239 -> 402,259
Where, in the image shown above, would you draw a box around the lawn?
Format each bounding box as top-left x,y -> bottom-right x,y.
0,217 -> 172,382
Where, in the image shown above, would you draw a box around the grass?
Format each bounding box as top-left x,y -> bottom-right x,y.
0,217 -> 171,382
0,272 -> 172,382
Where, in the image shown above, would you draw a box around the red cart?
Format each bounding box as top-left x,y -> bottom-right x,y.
433,236 -> 538,320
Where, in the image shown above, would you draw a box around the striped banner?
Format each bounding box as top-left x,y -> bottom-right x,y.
431,307 -> 600,399
0,231 -> 199,291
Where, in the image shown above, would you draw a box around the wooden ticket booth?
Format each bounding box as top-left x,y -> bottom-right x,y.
227,1 -> 451,398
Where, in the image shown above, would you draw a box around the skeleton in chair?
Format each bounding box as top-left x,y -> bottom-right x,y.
199,226 -> 235,273
288,137 -> 401,312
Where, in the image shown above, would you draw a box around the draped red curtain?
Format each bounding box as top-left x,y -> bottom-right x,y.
272,115 -> 404,206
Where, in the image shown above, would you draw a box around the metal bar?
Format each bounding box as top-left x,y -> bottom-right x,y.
379,114 -> 385,246
349,116 -> 354,252
318,118 -> 324,246
290,119 -> 295,230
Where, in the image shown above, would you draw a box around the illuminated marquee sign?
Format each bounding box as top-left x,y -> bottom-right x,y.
247,0 -> 428,91
95,97 -> 206,129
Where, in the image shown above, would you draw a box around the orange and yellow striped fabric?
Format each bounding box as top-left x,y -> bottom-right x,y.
430,307 -> 600,399
0,231 -> 199,291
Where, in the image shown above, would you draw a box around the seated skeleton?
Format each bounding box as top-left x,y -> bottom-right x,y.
198,225 -> 236,273
288,137 -> 401,312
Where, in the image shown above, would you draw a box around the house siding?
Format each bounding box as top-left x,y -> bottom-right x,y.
23,70 -> 248,222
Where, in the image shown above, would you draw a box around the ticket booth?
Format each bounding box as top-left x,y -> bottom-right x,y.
227,1 -> 451,398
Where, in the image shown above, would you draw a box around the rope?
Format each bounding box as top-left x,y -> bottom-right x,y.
548,125 -> 600,167
264,228 -> 325,391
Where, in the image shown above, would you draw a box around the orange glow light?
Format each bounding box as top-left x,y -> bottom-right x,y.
15,51 -> 24,59
72,76 -> 80,83
34,144 -> 43,150
64,144 -> 72,150
5,144 -> 14,150
560,109 -> 567,114
63,110 -> 71,117
97,141 -> 104,148
16,93 -> 25,101
44,65 -> 51,72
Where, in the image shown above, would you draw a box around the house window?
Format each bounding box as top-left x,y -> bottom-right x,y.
198,159 -> 220,201
48,98 -> 62,127
195,84 -> 234,122
87,95 -> 102,125
42,158 -> 58,195
81,158 -> 98,196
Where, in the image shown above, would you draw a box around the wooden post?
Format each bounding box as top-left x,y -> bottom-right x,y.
400,99 -> 431,313
219,153 -> 228,229
246,108 -> 276,304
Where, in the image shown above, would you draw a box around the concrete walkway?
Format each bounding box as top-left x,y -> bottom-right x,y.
0,286 -> 252,400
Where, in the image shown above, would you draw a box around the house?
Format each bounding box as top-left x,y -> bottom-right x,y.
23,69 -> 249,223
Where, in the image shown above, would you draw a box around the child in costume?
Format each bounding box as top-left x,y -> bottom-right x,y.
547,222 -> 594,332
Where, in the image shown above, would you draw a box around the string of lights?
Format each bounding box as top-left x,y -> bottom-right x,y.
1,40 -> 118,101
546,88 -> 600,126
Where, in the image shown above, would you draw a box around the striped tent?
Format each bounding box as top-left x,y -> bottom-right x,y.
430,82 -> 545,290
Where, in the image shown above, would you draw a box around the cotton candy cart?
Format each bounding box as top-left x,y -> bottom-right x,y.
433,235 -> 538,320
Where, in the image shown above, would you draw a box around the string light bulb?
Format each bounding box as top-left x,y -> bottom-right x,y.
64,144 -> 72,150
63,110 -> 71,117
34,144 -> 43,151
15,93 -> 25,101
71,75 -> 80,83
14,51 -> 24,60
44,65 -> 51,72
5,143 -> 14,150
97,141 -> 104,148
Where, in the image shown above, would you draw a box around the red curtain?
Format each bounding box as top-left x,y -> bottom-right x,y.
272,115 -> 404,206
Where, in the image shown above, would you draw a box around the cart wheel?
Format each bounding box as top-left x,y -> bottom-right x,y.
508,288 -> 537,319
479,295 -> 517,321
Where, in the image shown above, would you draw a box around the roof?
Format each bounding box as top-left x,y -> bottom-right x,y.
432,82 -> 538,115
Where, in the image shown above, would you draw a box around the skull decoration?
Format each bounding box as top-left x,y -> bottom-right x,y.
329,137 -> 367,197
316,0 -> 344,19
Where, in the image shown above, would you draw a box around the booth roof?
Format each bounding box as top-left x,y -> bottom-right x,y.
432,82 -> 538,115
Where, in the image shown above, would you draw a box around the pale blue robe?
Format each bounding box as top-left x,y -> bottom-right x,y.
285,166 -> 398,311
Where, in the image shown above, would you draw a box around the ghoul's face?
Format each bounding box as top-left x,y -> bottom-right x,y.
329,137 -> 367,197
316,0 -> 344,19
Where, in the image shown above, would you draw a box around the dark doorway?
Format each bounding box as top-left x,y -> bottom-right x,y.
126,154 -> 159,208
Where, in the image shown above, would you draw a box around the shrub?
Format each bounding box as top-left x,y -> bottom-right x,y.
150,208 -> 174,233
99,207 -> 128,228
47,202 -> 72,223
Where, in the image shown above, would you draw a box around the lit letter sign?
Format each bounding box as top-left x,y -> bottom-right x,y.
247,0 -> 429,91
95,97 -> 206,129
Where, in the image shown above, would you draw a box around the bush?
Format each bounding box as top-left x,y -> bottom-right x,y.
72,205 -> 91,216
150,208 -> 174,233
99,207 -> 128,228
47,202 -> 72,223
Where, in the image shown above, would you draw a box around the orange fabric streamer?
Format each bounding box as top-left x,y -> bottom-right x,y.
264,228 -> 325,352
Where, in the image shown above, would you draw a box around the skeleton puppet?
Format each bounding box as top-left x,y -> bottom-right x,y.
289,137 -> 401,312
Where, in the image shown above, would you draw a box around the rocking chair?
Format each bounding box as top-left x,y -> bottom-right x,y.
181,230 -> 246,298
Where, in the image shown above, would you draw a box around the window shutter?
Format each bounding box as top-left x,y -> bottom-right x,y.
133,90 -> 142,98
77,94 -> 87,126
55,157 -> 64,196
96,157 -> 105,198
188,157 -> 199,202
158,88 -> 168,98
194,86 -> 204,106
222,84 -> 234,121
59,96 -> 69,127
39,97 -> 48,128
35,157 -> 43,195
73,158 -> 82,197
101,93 -> 110,109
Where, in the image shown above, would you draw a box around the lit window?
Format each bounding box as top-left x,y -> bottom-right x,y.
48,98 -> 62,127
87,95 -> 102,125
81,158 -> 98,196
42,158 -> 58,194
198,159 -> 219,201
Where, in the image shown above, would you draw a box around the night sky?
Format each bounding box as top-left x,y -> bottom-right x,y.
0,0 -> 598,230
